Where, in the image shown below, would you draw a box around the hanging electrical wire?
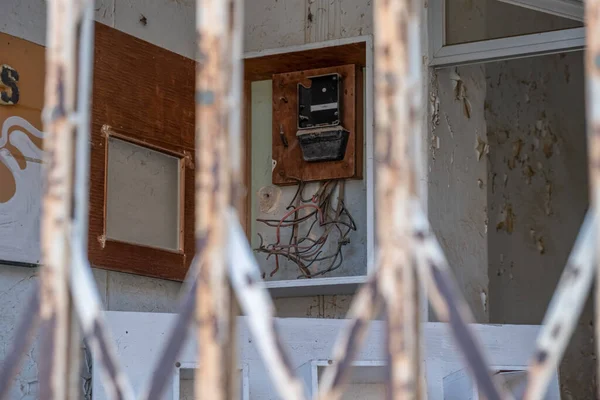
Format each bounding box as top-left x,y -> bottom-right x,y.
254,179 -> 356,279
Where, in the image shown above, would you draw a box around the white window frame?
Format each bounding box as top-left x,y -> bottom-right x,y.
496,0 -> 583,22
429,0 -> 585,67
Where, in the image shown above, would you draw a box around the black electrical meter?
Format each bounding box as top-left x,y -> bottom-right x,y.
296,73 -> 350,162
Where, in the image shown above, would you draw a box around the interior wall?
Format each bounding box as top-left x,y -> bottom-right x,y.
435,2 -> 594,397
429,65 -> 489,322
433,0 -> 587,315
486,52 -> 594,399
486,52 -> 588,324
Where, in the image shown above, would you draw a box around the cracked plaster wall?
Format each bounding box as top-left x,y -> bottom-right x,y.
0,0 -> 373,397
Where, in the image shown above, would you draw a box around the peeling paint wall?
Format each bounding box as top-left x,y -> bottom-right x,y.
436,3 -> 593,396
244,0 -> 372,52
486,52 -> 588,324
486,52 -> 594,398
431,51 -> 593,398
429,66 -> 489,322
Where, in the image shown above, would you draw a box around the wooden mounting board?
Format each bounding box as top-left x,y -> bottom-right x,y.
271,64 -> 363,185
89,22 -> 196,281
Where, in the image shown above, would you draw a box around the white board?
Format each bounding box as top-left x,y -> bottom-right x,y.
92,312 -> 556,399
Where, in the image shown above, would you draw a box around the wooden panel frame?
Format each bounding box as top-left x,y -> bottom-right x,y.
88,23 -> 195,281
271,64 -> 361,184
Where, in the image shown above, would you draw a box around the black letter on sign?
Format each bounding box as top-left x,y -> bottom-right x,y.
0,65 -> 20,105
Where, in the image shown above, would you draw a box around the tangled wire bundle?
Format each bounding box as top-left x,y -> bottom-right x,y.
255,179 -> 357,279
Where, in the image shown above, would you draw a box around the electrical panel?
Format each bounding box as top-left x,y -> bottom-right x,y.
296,73 -> 350,163
271,64 -> 363,185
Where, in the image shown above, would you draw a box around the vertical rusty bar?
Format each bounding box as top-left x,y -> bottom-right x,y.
585,0 -> 600,395
143,1 -> 243,397
373,0 -> 422,397
67,1 -> 137,398
195,0 -> 233,398
39,0 -> 81,398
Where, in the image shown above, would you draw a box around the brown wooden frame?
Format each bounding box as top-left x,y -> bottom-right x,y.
271,64 -> 361,184
88,23 -> 195,281
242,41 -> 366,187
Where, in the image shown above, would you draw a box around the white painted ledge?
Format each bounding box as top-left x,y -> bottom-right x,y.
93,312 -> 556,399
263,275 -> 368,297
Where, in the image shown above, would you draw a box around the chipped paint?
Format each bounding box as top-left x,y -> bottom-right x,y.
430,91 -> 440,127
430,65 -> 489,323
480,290 -> 487,314
475,135 -> 488,161
496,203 -> 515,234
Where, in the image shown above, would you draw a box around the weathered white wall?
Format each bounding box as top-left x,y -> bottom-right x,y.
429,65 -> 489,322
433,3 -> 593,397
430,54 -> 593,398
244,0 -> 372,52
486,52 -> 588,324
486,52 -> 594,399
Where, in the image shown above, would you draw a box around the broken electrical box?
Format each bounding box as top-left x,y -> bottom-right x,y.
271,64 -> 363,185
296,73 -> 350,162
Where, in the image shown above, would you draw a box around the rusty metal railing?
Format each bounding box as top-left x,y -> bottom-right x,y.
0,0 -> 598,398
